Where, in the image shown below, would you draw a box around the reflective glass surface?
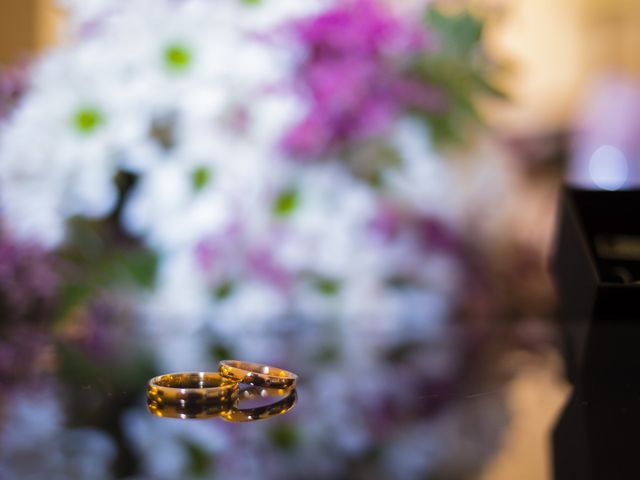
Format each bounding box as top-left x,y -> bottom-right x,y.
0,320 -> 570,480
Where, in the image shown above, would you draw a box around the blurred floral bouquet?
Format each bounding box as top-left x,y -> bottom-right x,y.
1,0 -> 499,335
0,0 -> 508,478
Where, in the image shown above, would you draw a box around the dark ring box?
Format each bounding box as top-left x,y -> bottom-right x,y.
552,187 -> 640,479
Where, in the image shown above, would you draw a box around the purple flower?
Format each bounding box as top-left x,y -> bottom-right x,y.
0,232 -> 59,388
194,225 -> 292,293
0,60 -> 29,123
417,217 -> 460,255
369,203 -> 403,242
247,248 -> 292,293
282,0 -> 444,158
194,222 -> 242,272
0,327 -> 53,388
62,300 -> 119,359
0,233 -> 59,324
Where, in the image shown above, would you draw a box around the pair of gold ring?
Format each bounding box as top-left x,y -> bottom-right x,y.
146,360 -> 298,422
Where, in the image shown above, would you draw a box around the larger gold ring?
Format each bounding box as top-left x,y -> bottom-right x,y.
218,360 -> 298,389
147,372 -> 238,405
220,387 -> 298,423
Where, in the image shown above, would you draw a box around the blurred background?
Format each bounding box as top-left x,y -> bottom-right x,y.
1,0 -> 639,478
5,0 -> 640,131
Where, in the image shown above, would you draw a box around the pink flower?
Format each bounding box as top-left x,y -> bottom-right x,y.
282,0 -> 444,158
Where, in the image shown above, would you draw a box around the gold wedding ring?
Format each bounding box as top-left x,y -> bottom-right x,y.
220,387 -> 298,423
146,363 -> 299,422
147,372 -> 238,405
218,360 -> 298,389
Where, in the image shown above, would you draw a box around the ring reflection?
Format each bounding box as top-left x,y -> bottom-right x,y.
146,386 -> 297,422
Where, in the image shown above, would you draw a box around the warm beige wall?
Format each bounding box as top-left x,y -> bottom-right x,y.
36,0 -> 64,50
480,0 -> 640,133
478,0 -> 587,133
0,0 -> 39,64
0,0 -> 61,64
582,0 -> 640,76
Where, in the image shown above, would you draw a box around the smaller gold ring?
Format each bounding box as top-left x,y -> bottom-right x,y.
220,387 -> 298,423
147,372 -> 238,405
218,360 -> 298,389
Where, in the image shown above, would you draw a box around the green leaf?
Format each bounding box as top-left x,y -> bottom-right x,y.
118,249 -> 159,289
268,423 -> 299,452
55,283 -> 95,325
313,277 -> 340,296
182,441 -> 213,477
73,107 -> 103,134
426,8 -> 484,59
346,141 -> 402,187
213,280 -> 235,301
385,342 -> 422,363
367,170 -> 384,189
273,188 -> 299,217
192,166 -> 212,192
409,7 -> 506,146
208,342 -> 234,362
59,219 -> 159,290
415,111 -> 463,147
164,43 -> 193,72
312,344 -> 341,364
470,70 -> 509,99
56,340 -> 156,390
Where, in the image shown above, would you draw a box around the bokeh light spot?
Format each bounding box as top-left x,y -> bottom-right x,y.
589,145 -> 628,191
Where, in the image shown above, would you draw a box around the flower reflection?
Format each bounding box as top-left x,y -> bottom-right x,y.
0,389 -> 116,480
120,325 -> 508,480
